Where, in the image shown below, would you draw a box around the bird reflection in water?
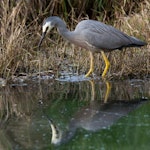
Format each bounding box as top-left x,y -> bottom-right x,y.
49,79 -> 112,145
47,80 -> 144,145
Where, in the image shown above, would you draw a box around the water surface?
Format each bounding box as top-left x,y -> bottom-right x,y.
0,77 -> 150,150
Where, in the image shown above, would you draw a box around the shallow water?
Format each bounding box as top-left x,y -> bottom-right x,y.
0,77 -> 150,150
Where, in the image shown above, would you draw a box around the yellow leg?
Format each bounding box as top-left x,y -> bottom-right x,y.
101,51 -> 110,78
85,51 -> 94,77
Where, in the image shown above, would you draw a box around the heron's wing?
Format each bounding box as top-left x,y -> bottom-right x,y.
75,20 -> 140,50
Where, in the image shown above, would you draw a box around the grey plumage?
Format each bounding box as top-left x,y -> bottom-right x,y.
40,16 -> 146,52
71,19 -> 146,51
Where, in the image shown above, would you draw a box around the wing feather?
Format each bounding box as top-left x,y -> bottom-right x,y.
75,20 -> 133,50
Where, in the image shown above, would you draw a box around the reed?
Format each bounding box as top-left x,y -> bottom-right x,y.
0,0 -> 149,80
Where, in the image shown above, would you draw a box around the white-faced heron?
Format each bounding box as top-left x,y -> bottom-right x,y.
38,16 -> 147,78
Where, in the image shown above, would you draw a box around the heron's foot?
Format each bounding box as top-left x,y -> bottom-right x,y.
85,51 -> 94,77
101,51 -> 110,79
102,62 -> 110,78
85,69 -> 93,77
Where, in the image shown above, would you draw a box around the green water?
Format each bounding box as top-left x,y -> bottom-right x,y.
0,78 -> 149,150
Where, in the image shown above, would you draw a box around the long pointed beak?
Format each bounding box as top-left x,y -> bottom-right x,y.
38,32 -> 46,50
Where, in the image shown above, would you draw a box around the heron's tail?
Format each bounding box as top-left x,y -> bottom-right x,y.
130,36 -> 147,47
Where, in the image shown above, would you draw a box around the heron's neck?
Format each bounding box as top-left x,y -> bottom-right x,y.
55,19 -> 72,41
57,26 -> 69,37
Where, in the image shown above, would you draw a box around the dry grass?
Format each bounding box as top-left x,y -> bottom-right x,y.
0,0 -> 149,80
109,0 -> 150,78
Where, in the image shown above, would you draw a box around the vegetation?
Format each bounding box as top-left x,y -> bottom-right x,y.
0,0 -> 149,80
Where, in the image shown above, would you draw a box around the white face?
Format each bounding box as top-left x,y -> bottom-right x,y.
42,21 -> 53,33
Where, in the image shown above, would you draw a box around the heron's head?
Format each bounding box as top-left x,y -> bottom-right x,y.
38,16 -> 65,50
38,17 -> 56,50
